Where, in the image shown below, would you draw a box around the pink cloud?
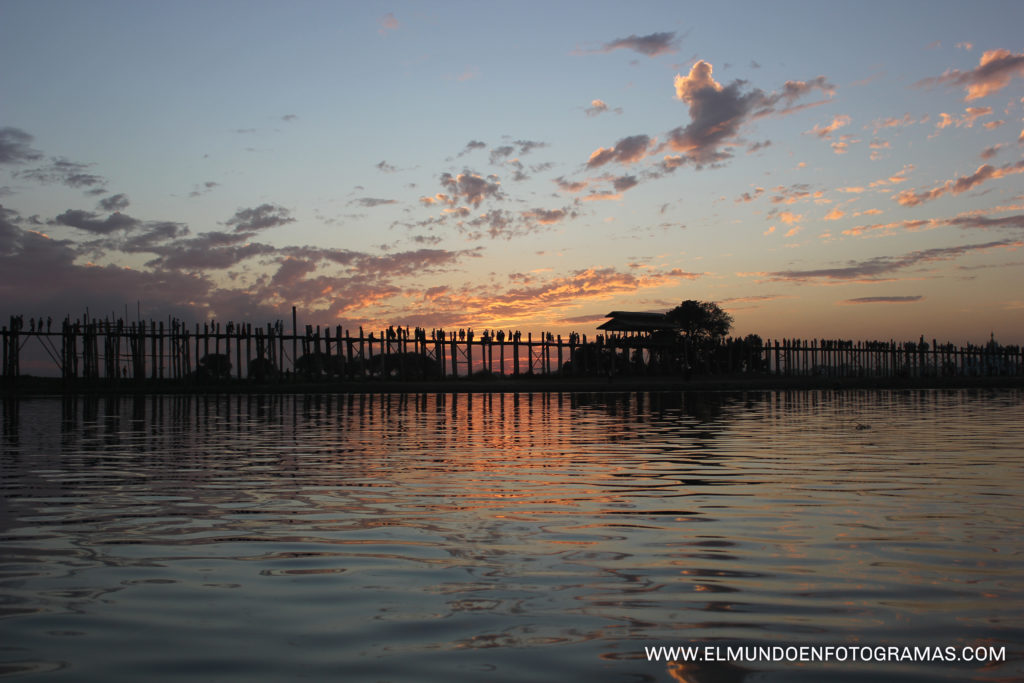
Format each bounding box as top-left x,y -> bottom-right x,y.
586,135 -> 654,168
895,161 -> 1024,206
919,49 -> 1024,101
810,115 -> 851,138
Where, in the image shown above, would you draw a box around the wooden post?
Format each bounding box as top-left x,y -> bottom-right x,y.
513,333 -> 519,376
292,306 -> 298,380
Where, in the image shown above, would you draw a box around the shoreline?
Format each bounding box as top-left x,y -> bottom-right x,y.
3,373 -> 1023,397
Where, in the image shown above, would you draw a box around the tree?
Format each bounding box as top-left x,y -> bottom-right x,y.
665,300 -> 733,340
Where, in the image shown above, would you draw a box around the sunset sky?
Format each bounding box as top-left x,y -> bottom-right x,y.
2,1 -> 1023,343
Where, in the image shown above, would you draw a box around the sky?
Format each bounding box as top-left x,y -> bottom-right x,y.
2,0 -> 1023,344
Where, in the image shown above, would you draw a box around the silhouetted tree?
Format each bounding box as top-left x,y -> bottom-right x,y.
248,356 -> 278,382
196,353 -> 232,381
295,352 -> 344,379
665,300 -> 733,341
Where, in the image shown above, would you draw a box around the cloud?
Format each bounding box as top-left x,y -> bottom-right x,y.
188,181 -> 220,198
3,195 -> 497,325
945,212 -> 1024,230
843,207 -> 1024,237
489,145 -> 515,165
773,210 -> 802,225
586,99 -> 608,116
810,115 -> 851,138
351,197 -> 398,208
935,106 -> 992,129
521,207 -> 574,225
839,296 -> 923,304
98,193 -> 130,212
770,183 -> 814,205
869,164 -> 914,187
596,32 -> 677,57
750,240 -> 1021,282
918,49 -> 1024,101
772,77 -> 836,107
146,232 -> 273,270
980,144 -> 1003,160
376,160 -> 398,173
720,294 -> 790,305
281,114 -> 298,122
668,60 -> 833,166
581,190 -> 624,202
225,204 -> 295,233
824,207 -> 845,221
18,158 -> 106,190
869,113 -> 927,133
458,140 -> 487,157
895,161 -> 1024,206
736,187 -> 765,203
121,221 -> 190,253
400,265 -> 700,328
0,127 -> 43,164
612,175 -> 639,192
438,171 -> 503,207
53,209 -> 141,234
379,12 -> 399,34
586,134 -> 653,168
554,176 -> 588,193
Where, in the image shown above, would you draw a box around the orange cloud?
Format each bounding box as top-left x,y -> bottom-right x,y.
398,266 -> 700,328
869,165 -> 914,188
936,106 -> 992,129
810,114 -> 851,138
674,60 -> 722,102
869,113 -> 927,133
895,161 -> 1024,206
920,49 -> 1024,101
824,207 -> 845,220
662,155 -> 685,170
586,134 -> 653,168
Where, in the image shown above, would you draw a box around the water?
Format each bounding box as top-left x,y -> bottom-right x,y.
1,390 -> 1022,682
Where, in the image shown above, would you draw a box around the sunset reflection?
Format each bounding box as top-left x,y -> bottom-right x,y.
1,390 -> 1022,681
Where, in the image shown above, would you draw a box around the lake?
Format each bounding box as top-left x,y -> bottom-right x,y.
1,390 -> 1022,681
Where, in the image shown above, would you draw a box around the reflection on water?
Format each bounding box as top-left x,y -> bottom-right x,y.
1,390 -> 1022,681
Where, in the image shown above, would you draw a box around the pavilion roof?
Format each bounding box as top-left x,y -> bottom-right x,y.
596,311 -> 679,332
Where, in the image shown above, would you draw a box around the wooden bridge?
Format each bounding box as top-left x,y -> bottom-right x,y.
2,309 -> 1022,385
